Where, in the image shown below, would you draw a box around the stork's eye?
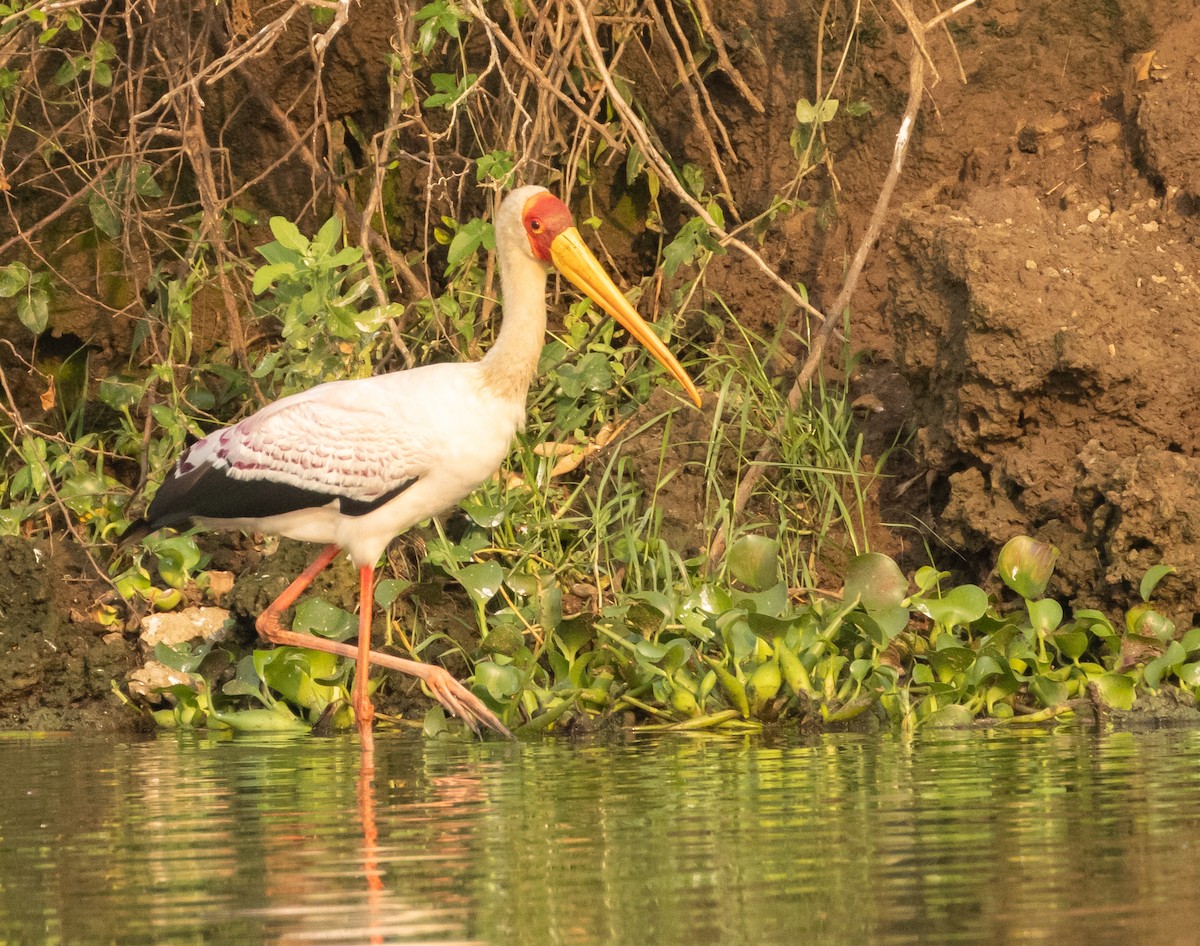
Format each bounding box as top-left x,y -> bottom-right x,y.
530,219 -> 542,232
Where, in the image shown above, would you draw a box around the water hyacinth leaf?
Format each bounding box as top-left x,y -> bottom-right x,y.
1139,564 -> 1176,602
635,640 -> 669,662
968,654 -> 1007,687
1030,675 -> 1069,708
556,617 -> 594,662
1181,627 -> 1200,656
997,535 -> 1059,599
928,646 -> 975,682
423,705 -> 449,738
1027,598 -> 1063,635
538,583 -> 562,634
748,658 -> 782,712
152,534 -> 202,589
263,651 -> 340,711
504,571 -> 538,598
293,598 -> 357,641
461,497 -> 507,528
913,565 -> 949,594
916,584 -> 988,629
843,552 -> 908,611
727,535 -> 780,591
1143,641 -> 1186,690
661,640 -> 692,673
689,584 -> 733,617
1052,628 -> 1089,662
735,580 -> 789,618
154,640 -> 213,673
373,577 -> 410,609
216,707 -> 310,733
1177,662 -> 1200,688
926,703 -> 975,728
1094,672 -> 1135,711
707,659 -> 749,718
474,661 -> 522,700
458,561 -> 504,607
632,590 -> 673,618
719,615 -> 757,661
1126,604 -> 1176,643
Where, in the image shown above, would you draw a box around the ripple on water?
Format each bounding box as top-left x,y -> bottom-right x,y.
2,728 -> 1200,945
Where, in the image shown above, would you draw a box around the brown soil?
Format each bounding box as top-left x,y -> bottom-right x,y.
5,0 -> 1200,727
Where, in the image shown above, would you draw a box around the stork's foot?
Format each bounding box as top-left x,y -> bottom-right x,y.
418,664 -> 513,739
255,610 -> 514,739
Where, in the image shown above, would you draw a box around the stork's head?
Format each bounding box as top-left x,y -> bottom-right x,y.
500,185 -> 702,408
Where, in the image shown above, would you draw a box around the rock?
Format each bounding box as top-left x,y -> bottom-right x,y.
127,663 -> 197,705
139,607 -> 233,650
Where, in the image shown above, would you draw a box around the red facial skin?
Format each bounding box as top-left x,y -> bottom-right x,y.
522,192 -> 575,262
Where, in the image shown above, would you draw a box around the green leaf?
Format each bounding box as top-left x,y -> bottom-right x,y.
374,578 -> 410,609
926,703 -> 975,728
293,598 -> 357,641
262,650 -> 340,711
445,218 -> 491,271
1177,662 -> 1200,688
1143,641 -> 1185,690
795,97 -> 839,124
998,535 -> 1059,599
0,261 -> 29,297
1093,672 -> 1135,711
928,646 -> 976,682
727,534 -> 779,591
134,163 -> 163,197
16,290 -> 49,334
1181,627 -> 1200,656
89,189 -> 121,237
154,640 -> 213,674
1052,628 -> 1089,661
269,217 -> 309,253
1027,598 -> 1063,635
915,584 -> 988,629
458,561 -> 503,607
843,552 -> 908,611
1139,564 -> 1176,602
474,660 -> 521,700
1126,604 -> 1176,643
252,262 -> 296,294
1029,675 -> 1069,708
214,707 -> 310,733
311,216 -> 343,256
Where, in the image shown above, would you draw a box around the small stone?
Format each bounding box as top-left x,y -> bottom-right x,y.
1142,220 -> 1159,232
127,662 -> 196,704
1087,208 -> 1102,222
1025,259 -> 1038,270
139,606 -> 232,650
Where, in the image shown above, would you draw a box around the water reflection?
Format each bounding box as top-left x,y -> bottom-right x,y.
2,727 -> 1200,944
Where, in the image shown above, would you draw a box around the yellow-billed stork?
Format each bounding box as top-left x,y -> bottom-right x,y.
126,185 -> 701,751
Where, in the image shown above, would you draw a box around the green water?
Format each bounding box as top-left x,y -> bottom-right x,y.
1,727 -> 1199,945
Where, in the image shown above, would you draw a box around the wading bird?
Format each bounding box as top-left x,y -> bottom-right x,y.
126,185 -> 702,752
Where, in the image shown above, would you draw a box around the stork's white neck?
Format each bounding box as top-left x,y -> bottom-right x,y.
479,230 -> 550,404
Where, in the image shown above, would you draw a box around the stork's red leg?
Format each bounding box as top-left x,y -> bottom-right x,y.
255,543 -> 341,635
256,544 -> 513,739
354,564 -> 376,754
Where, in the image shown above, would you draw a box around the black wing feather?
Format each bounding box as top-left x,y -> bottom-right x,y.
130,459 -> 415,540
